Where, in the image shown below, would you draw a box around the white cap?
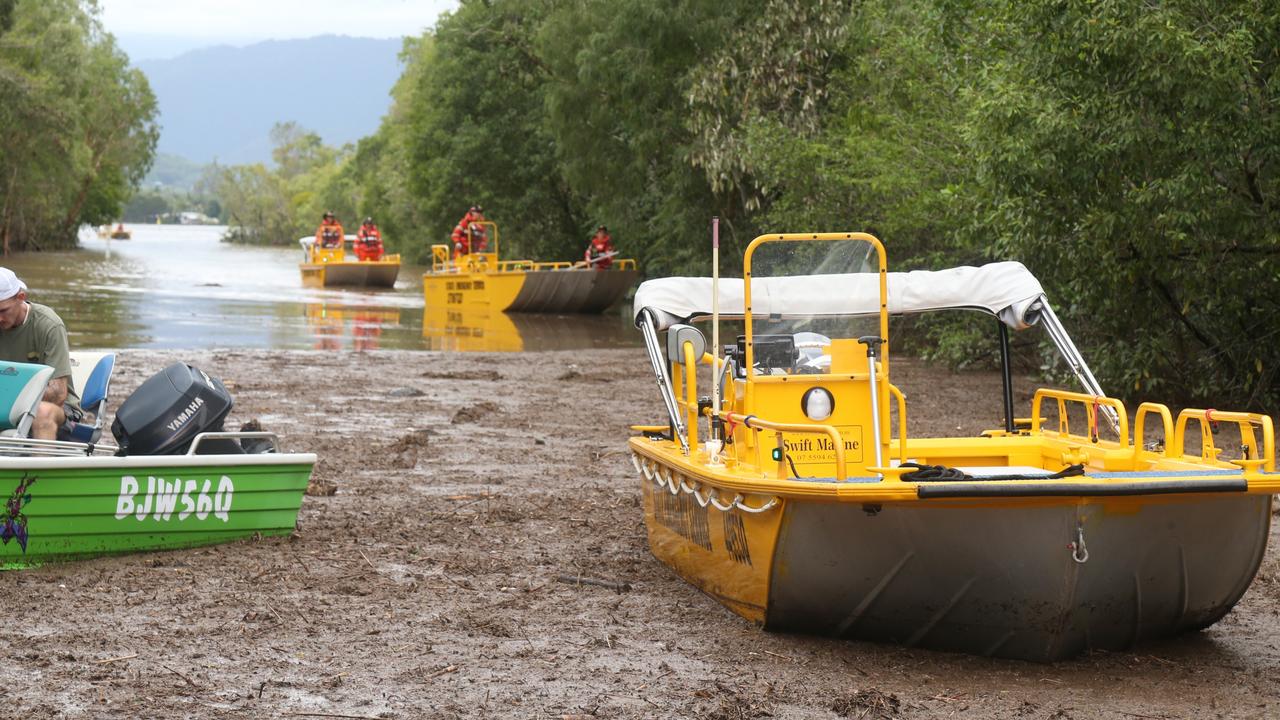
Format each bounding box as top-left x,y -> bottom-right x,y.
0,268 -> 27,301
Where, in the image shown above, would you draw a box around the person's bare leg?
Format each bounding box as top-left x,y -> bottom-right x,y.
33,400 -> 66,440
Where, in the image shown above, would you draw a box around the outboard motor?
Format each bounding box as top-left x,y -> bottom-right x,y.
111,362 -> 240,456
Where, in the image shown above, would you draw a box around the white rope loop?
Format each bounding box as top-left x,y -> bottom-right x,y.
735,496 -> 779,514
708,490 -> 736,512
629,455 -> 780,514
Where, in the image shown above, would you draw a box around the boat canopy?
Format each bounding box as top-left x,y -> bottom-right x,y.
633,261 -> 1047,331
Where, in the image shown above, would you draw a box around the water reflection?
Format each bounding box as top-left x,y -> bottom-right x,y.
306,304 -> 401,351
0,224 -> 638,351
422,307 -> 638,352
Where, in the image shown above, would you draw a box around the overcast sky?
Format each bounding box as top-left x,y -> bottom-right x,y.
100,0 -> 459,60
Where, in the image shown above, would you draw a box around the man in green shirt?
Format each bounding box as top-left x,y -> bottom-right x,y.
0,268 -> 81,440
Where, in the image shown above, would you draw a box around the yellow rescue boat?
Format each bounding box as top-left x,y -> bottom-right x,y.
423,222 -> 639,313
629,231 -> 1277,662
299,235 -> 401,288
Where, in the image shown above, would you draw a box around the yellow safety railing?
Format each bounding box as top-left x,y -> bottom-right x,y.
1030,388 -> 1130,448
888,383 -> 907,465
1173,408 -> 1275,471
429,219 -> 637,274
721,411 -> 849,481
1132,402 -> 1174,465
431,244 -> 451,272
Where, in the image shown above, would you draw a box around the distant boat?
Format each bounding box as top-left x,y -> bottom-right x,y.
108,224 -> 130,240
423,221 -> 638,314
298,234 -> 400,288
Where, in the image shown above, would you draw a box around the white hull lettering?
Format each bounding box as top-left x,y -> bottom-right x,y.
115,474 -> 235,523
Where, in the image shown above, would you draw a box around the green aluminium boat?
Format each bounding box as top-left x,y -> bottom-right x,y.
0,435 -> 316,569
0,357 -> 316,569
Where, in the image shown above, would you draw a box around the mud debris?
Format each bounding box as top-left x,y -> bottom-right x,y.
451,400 -> 500,424
1,348 -> 1276,720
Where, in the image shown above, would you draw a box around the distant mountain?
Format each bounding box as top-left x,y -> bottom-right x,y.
144,153 -> 207,190
137,36 -> 403,165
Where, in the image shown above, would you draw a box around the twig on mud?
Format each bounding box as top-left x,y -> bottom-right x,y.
763,650 -> 794,662
161,663 -> 201,688
426,664 -> 460,679
609,694 -> 659,708
94,653 -> 137,664
1113,711 -> 1171,720
266,604 -> 285,624
357,548 -> 378,572
280,707 -> 378,712
431,495 -> 494,519
635,667 -> 676,691
555,574 -> 632,592
439,572 -> 477,592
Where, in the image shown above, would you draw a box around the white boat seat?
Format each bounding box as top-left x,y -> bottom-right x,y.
0,361 -> 55,439
66,352 -> 116,443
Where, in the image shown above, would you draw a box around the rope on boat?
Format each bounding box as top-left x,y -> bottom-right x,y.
665,467 -> 680,496
1070,524 -> 1089,563
630,452 -> 780,515
734,496 -> 779,514
708,491 -> 737,512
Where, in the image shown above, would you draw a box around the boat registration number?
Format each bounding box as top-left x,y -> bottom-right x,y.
114,475 -> 234,523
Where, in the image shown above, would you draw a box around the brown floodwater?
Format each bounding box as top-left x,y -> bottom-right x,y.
0,224 -> 638,351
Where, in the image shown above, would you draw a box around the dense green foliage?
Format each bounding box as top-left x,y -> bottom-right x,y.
0,0 -> 157,251
206,0 -> 1280,412
963,1 -> 1280,409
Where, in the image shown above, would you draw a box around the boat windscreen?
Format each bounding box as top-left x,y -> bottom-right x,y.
746,238 -> 880,360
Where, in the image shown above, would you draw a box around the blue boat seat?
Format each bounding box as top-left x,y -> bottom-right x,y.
0,361 -> 55,439
66,352 -> 116,443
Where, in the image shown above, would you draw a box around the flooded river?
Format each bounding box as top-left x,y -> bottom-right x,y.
1,224 -> 637,351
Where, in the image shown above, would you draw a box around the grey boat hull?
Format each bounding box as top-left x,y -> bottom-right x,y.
766,493 -> 1272,661
506,269 -> 638,313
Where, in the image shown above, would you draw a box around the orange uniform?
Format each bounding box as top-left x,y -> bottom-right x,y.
315,217 -> 344,249
355,223 -> 384,261
585,228 -> 614,269
451,208 -> 487,258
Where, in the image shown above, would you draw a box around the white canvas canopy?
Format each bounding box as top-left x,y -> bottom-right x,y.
633,261 -> 1047,331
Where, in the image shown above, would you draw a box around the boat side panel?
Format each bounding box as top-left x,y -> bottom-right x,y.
424,271 -> 525,310
765,494 -> 1271,661
640,475 -> 782,622
0,462 -> 314,567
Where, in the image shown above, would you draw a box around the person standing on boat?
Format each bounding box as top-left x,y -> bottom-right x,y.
355,217 -> 384,261
0,268 -> 81,441
315,211 -> 344,250
451,206 -> 487,258
584,225 -> 614,269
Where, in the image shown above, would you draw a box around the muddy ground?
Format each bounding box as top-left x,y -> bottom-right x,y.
1,348 -> 1277,719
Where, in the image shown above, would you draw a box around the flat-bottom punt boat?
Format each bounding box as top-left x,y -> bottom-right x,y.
300,235 -> 401,288
0,360 -> 315,568
629,231 -> 1277,661
423,221 -> 638,314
